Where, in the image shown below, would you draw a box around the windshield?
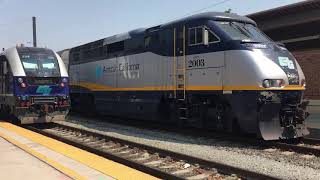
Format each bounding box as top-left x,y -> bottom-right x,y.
18,50 -> 60,77
215,21 -> 271,42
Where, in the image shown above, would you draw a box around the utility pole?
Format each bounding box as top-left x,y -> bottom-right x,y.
32,16 -> 37,47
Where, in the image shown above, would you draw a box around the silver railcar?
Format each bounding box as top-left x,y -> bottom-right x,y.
61,12 -> 309,140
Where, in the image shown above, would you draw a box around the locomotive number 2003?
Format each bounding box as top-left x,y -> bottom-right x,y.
188,59 -> 205,68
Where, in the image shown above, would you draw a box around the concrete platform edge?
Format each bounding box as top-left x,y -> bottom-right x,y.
0,131 -> 85,180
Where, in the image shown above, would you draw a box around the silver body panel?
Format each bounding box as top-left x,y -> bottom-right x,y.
69,50 -> 303,90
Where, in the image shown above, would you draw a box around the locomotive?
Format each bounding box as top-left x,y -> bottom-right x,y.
0,46 -> 70,124
60,12 -> 309,140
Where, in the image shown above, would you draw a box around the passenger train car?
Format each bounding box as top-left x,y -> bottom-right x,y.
60,12 -> 309,140
0,46 -> 70,124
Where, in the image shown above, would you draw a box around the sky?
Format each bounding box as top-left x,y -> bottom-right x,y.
0,0 -> 304,51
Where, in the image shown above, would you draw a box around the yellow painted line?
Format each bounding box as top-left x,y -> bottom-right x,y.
0,121 -> 158,180
71,81 -> 305,91
0,131 -> 86,180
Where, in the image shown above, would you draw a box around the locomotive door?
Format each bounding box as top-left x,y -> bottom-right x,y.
173,26 -> 187,100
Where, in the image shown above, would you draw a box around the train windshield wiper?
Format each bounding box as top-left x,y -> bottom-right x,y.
230,22 -> 251,39
240,40 -> 263,43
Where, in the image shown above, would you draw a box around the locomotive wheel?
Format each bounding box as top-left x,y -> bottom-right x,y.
200,104 -> 208,129
231,118 -> 242,134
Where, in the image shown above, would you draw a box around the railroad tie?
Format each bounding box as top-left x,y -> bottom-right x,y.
172,168 -> 194,175
132,157 -> 151,162
159,164 -> 177,169
186,172 -> 213,180
144,160 -> 163,166
123,152 -> 140,158
85,139 -> 105,146
101,144 -> 116,149
108,146 -> 127,152
115,150 -> 132,155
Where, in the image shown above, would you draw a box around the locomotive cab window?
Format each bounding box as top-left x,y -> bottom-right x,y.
189,26 -> 219,46
206,28 -> 220,43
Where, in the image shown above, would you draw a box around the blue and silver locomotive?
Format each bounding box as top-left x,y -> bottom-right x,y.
60,12 -> 309,140
0,46 -> 70,124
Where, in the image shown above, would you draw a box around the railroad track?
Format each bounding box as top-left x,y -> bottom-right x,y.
67,114 -> 320,158
24,123 -> 277,180
266,138 -> 320,156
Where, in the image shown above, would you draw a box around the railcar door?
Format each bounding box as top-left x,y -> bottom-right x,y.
185,25 -> 224,92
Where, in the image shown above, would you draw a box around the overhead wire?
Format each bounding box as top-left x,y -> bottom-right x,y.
166,0 -> 233,22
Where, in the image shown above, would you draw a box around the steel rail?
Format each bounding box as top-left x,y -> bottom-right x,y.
24,123 -> 278,180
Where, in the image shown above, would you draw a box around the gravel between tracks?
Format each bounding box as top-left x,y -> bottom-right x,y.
57,115 -> 320,180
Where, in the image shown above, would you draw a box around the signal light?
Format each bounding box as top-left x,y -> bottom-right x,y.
17,78 -> 23,83
62,78 -> 68,83
60,82 -> 65,87
301,79 -> 306,87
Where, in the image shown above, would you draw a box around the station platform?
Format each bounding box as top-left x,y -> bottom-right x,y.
0,121 -> 157,180
0,137 -> 71,180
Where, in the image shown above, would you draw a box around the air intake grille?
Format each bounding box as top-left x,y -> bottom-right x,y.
31,96 -> 56,104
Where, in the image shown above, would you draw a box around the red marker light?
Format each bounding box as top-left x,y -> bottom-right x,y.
20,83 -> 26,88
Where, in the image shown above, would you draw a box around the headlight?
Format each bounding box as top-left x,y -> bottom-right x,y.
62,77 -> 68,83
262,79 -> 284,88
17,78 -> 24,83
301,79 -> 306,87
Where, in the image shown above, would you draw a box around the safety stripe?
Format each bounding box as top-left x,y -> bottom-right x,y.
0,130 -> 86,180
70,81 -> 306,91
0,121 -> 158,180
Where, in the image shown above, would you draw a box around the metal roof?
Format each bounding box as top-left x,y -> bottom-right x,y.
248,0 -> 320,21
163,12 -> 256,27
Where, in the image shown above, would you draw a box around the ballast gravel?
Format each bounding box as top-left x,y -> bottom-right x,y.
57,115 -> 320,180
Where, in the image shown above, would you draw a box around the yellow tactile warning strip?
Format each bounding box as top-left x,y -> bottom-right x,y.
0,131 -> 86,180
0,121 -> 158,180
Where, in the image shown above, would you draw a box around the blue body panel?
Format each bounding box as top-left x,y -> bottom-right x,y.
13,77 -> 69,97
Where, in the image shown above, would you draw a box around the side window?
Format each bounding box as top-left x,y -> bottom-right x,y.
144,36 -> 151,48
107,41 -> 124,54
189,28 -> 196,45
196,28 -> 203,44
207,28 -> 220,43
144,32 -> 160,48
189,27 -> 203,46
189,26 -> 220,45
125,37 -> 144,52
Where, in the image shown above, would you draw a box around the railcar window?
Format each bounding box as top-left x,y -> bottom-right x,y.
144,36 -> 151,48
107,41 -> 124,53
208,29 -> 219,42
196,28 -> 203,44
189,27 -> 203,45
125,37 -> 144,51
144,33 -> 159,48
189,28 -> 196,44
189,26 -> 219,45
